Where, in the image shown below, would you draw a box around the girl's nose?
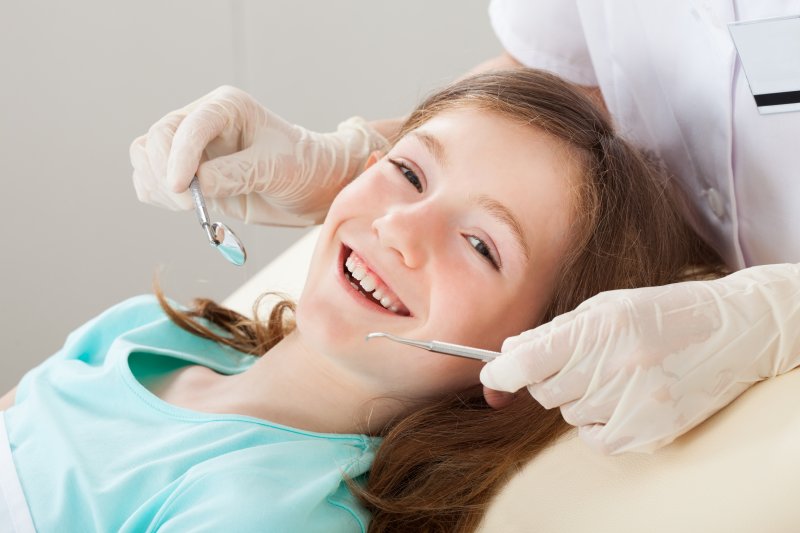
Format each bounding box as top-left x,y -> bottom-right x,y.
371,203 -> 443,269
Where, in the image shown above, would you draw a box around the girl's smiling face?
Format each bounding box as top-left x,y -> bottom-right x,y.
296,107 -> 580,402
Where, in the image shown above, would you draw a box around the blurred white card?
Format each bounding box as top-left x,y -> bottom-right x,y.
729,15 -> 800,114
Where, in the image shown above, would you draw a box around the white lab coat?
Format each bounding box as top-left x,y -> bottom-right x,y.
490,0 -> 800,269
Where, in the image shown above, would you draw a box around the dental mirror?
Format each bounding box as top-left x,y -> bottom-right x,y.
188,176 -> 247,266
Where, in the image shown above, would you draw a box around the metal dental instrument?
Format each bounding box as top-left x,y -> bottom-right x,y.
188,176 -> 247,266
366,332 -> 500,362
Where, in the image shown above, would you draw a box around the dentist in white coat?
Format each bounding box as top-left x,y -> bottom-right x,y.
130,0 -> 800,454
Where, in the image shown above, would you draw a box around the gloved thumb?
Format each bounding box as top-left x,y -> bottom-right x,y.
166,150 -> 202,194
480,337 -> 544,393
481,317 -> 579,393
166,101 -> 232,193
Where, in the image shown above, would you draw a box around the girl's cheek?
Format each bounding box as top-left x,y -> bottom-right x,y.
328,177 -> 370,217
335,172 -> 393,218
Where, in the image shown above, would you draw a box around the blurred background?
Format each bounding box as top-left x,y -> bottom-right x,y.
0,1 -> 500,391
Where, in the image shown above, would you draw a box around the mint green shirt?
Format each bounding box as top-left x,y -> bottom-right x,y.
3,296 -> 377,532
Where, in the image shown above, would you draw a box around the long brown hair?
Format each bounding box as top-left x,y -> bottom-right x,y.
155,69 -> 725,532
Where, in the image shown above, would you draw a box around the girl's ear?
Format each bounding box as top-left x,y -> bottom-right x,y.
364,150 -> 384,170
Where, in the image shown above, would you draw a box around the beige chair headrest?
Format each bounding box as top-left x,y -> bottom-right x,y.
478,368 -> 800,532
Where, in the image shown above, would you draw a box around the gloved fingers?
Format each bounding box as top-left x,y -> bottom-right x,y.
144,112 -> 185,194
206,194 -> 248,222
199,110 -> 309,198
556,392 -> 616,426
196,149 -> 257,198
576,421 -> 658,455
576,424 -> 618,455
129,134 -> 148,194
572,369 -> 723,455
167,99 -> 234,193
529,376 -> 583,410
130,135 -> 157,204
131,168 -> 191,211
488,306 -> 603,393
537,342 -> 644,412
130,134 -> 192,211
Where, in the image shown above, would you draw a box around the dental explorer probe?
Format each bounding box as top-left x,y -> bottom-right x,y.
366,332 -> 500,362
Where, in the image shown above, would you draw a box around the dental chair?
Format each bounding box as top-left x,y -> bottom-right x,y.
224,227 -> 800,532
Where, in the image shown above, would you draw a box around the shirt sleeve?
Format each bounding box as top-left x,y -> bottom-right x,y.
488,0 -> 598,86
15,295 -> 167,403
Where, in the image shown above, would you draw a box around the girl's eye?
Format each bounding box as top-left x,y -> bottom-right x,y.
466,235 -> 500,270
388,158 -> 423,193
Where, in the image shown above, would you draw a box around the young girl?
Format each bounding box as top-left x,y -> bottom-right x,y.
0,69 -> 723,532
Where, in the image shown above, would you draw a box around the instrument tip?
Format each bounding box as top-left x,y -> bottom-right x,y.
365,332 -> 388,342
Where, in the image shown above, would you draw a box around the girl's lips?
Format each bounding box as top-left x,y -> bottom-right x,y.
337,243 -> 412,317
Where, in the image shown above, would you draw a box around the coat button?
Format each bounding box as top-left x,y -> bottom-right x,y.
706,188 -> 726,219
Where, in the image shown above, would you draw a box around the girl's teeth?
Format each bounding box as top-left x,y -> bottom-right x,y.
344,249 -> 408,315
359,274 -> 377,292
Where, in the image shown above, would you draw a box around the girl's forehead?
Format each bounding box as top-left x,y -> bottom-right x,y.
402,109 -> 580,190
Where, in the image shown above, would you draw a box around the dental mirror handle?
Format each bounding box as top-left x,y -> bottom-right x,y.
189,176 -> 218,244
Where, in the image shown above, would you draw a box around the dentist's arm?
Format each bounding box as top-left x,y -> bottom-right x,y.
481,263 -> 800,454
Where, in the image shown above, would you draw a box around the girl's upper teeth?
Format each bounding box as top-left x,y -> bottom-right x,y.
344,249 -> 409,315
359,274 -> 377,292
352,266 -> 367,281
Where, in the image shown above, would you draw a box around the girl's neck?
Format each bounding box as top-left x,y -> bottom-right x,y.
221,329 -> 407,435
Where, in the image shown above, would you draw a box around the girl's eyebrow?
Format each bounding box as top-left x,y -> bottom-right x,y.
471,193 -> 531,263
410,129 -> 531,263
409,131 -> 448,169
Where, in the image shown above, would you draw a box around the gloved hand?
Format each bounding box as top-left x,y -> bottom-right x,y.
481,263 -> 800,454
129,85 -> 388,226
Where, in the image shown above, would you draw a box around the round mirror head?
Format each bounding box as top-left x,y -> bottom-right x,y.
211,222 -> 247,266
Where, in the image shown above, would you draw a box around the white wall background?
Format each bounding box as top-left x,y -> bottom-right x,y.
0,1 -> 501,392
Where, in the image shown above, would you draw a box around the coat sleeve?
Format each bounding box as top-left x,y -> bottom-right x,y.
489,0 -> 598,86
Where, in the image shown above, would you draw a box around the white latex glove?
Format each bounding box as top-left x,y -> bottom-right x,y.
481,263 -> 800,454
129,85 -> 387,226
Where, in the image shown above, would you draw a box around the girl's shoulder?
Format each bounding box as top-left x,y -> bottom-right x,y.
54,295 -> 169,361
67,294 -> 168,340
14,296 -> 173,401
